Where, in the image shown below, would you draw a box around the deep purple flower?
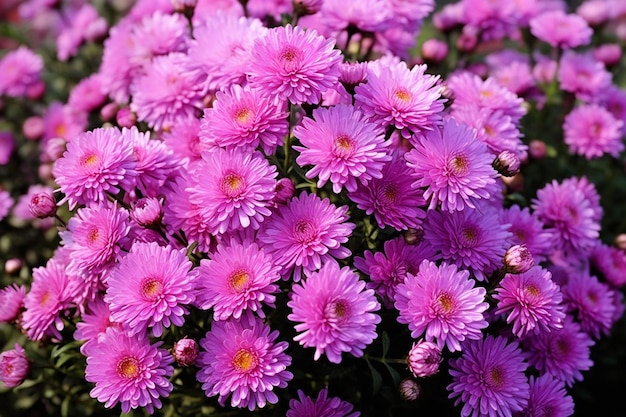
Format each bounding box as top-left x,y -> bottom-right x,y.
287,388 -> 360,417
519,374 -> 574,417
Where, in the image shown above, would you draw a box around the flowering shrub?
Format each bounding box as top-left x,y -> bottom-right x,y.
1,0 -> 626,416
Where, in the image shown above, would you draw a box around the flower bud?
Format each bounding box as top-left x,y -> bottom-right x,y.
29,191 -> 56,219
293,0 -> 323,15
0,131 -> 15,165
0,284 -> 26,322
407,340 -> 442,378
504,244 -> 534,274
100,102 -> 119,122
3,259 -> 23,276
0,344 -> 30,388
529,139 -> 547,160
421,39 -> 448,64
593,43 -> 622,68
492,150 -> 521,177
404,228 -> 424,246
399,378 -> 421,401
22,116 -> 44,141
274,178 -> 295,205
116,107 -> 136,128
615,234 -> 626,251
131,197 -> 163,228
172,337 -> 199,367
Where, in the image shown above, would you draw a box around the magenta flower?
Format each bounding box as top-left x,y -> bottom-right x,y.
74,295 -> 121,356
563,104 -> 624,159
394,260 -> 488,352
67,73 -> 107,113
0,189 -> 13,221
247,24 -> 342,105
293,104 -> 391,193
287,388 -> 360,417
0,284 -> 26,323
128,11 -> 189,67
354,60 -> 444,138
590,243 -> 626,288
53,127 -> 138,210
196,239 -> 281,320
530,10 -> 592,49
259,192 -> 354,278
522,374 -> 574,417
0,344 -> 30,388
196,316 -> 293,410
160,117 -> 204,166
0,46 -> 43,98
407,340 -> 442,378
288,260 -> 381,363
447,335 -> 529,417
499,205 -> 553,263
105,241 -> 197,337
321,0 -> 392,32
86,328 -> 174,414
557,51 -> 611,100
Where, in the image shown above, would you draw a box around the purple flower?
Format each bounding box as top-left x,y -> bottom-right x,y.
557,51 -> 611,100
530,10 -> 592,49
105,241 -> 197,337
288,260 -> 381,363
67,73 -> 107,114
590,243 -> 626,288
321,0 -> 392,32
407,340 -> 442,378
287,388 -> 360,417
74,295 -> 121,356
86,328 -> 174,414
196,239 -> 281,320
395,259 -> 488,352
293,104 -> 391,193
521,374 -> 574,417
128,11 -> 189,67
0,131 -> 15,165
500,205 -> 553,263
563,103 -> 624,159
196,316 -> 293,410
447,335 -> 529,417
0,46 -> 43,98
0,284 -> 26,323
0,344 -> 30,388
161,117 -> 204,166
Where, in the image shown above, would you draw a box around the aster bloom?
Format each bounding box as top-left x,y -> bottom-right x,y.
494,266 -> 565,338
407,340 -> 442,378
247,24 -> 342,105
563,104 -> 624,159
86,328 -> 174,414
67,73 -> 107,113
128,11 -> 189,67
0,46 -> 44,98
56,4 -> 108,62
405,118 -> 500,212
74,296 -> 121,356
557,51 -> 612,100
0,344 -> 30,388
394,260 -> 488,352
321,0 -> 392,32
423,205 -> 512,281
520,374 -> 574,417
590,243 -> 626,288
196,239 -> 281,320
196,316 -> 293,410
161,117 -> 204,166
447,335 -> 529,417
200,84 -> 288,155
529,10 -> 592,49
349,150 -> 427,231
259,192 -> 355,279
0,284 -> 26,323
522,316 -> 594,387
0,189 -> 14,221
53,127 -> 138,210
500,205 -> 553,263
105,241 -> 197,337
354,60 -> 444,138
288,260 -> 381,363
186,148 -> 277,235
293,104 -> 391,193
287,388 -> 360,417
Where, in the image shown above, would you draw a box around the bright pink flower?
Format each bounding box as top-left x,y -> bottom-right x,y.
530,10 -> 592,49
0,284 -> 26,323
563,104 -> 624,159
0,46 -> 43,98
0,344 -> 30,388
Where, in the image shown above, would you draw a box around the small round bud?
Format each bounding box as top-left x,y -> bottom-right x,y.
615,234 -> 626,251
0,344 -> 30,388
529,139 -> 547,160
116,107 -> 136,128
421,39 -> 448,64
172,337 -> 199,367
131,197 -> 163,228
593,43 -> 622,68
22,116 -> 44,141
404,228 -> 424,246
456,25 -> 479,53
407,340 -> 442,378
29,192 -> 56,219
4,258 -> 23,275
274,178 -> 295,205
504,244 -> 534,274
293,0 -> 323,15
171,0 -> 198,10
399,378 -> 421,401
26,80 -> 45,100
100,102 -> 119,122
492,150 -> 521,177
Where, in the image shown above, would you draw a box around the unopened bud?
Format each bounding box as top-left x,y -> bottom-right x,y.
172,337 -> 199,367
407,340 -> 442,378
131,197 -> 163,228
4,258 -> 23,275
493,150 -> 520,177
0,344 -> 30,388
399,378 -> 421,401
615,234 -> 626,251
274,178 -> 295,205
100,102 -> 119,122
504,244 -> 534,274
116,108 -> 136,128
22,116 -> 44,141
404,228 -> 424,246
29,192 -> 56,219
421,39 -> 448,64
293,0 -> 323,15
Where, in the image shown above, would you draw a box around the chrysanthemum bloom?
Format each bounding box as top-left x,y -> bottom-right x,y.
321,0 -> 392,32
399,378 -> 421,401
423,205 -> 512,281
130,52 -> 204,131
529,10 -> 592,49
562,176 -> 603,222
105,241 -> 197,337
0,46 -> 43,98
354,60 -> 444,138
491,60 -> 535,96
172,337 -> 199,367
0,344 -> 30,388
160,117 -> 205,167
196,239 -> 281,320
494,266 -> 565,338
53,127 -> 138,210
405,118 -> 500,212
200,84 -> 288,155
186,148 -> 277,235
349,150 -> 427,231
287,388 -> 360,417
41,101 -> 87,144
0,284 -> 26,323
259,192 -> 354,278
247,24 -> 342,105
128,11 -> 189,67
186,13 -> 266,92
74,296 -> 121,356
561,272 -> 616,339
86,327 -> 174,414
395,260 -> 488,352
521,316 -> 594,387
500,205 -> 553,263
293,104 -> 391,193
532,178 -> 600,258
354,236 -> 437,308
56,4 -> 108,62
67,74 -> 106,115
590,243 -> 626,288
407,340 -> 442,378
196,316 -> 293,410
0,131 -> 15,165
557,51 -> 612,100
520,374 -> 574,417
563,104 -> 624,159
288,260 -> 381,363
447,335 -> 529,417
98,21 -> 136,104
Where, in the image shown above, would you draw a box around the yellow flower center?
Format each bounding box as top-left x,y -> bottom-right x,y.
141,278 -> 164,301
228,269 -> 250,293
220,172 -> 245,198
394,88 -> 411,102
232,348 -> 258,372
117,356 -> 140,379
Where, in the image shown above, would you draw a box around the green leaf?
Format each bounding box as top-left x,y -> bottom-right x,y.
384,362 -> 402,387
366,359 -> 383,395
382,331 -> 390,359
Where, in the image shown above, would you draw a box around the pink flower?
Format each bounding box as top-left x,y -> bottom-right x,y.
563,104 -> 624,159
530,10 -> 592,49
0,284 -> 26,323
0,46 -> 43,98
0,344 -> 30,388
408,340 -> 442,378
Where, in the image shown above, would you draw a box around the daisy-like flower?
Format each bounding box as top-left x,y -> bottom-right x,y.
0,46 -> 43,98
247,24 -> 342,105
590,243 -> 626,288
196,239 -> 281,320
529,10 -> 592,49
447,335 -> 529,417
0,284 -> 26,323
499,205 -> 553,263
354,60 -> 444,138
160,117 -> 204,167
85,328 -> 174,414
258,192 -> 355,279
348,150 -> 426,231
321,0 -> 392,32
74,296 -> 121,356
293,104 -> 391,193
200,84 -> 288,155
522,316 -> 594,387
0,344 -> 30,388
67,73 -> 107,113
186,148 -> 277,235
493,266 -> 565,338
105,241 -> 197,337
423,204 -> 512,281
394,259 -> 489,352
196,316 -> 293,411
520,374 -> 574,417
557,51 -> 612,100
405,118 -> 500,212
128,11 -> 189,67
288,260 -> 381,363
563,104 -> 624,159
53,127 -> 138,210
287,388 -> 360,417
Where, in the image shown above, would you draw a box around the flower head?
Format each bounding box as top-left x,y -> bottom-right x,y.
408,340 -> 442,378
521,374 -> 574,417
0,344 -> 30,388
500,205 -> 553,263
287,388 -> 360,417
530,10 -> 592,49
0,284 -> 26,323
0,46 -> 43,98
563,104 -> 624,159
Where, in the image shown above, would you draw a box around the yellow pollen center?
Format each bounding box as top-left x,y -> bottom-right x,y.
394,88 -> 411,102
488,366 -> 505,388
40,291 -> 50,306
447,153 -> 469,176
141,278 -> 163,301
117,356 -> 140,379
327,299 -> 349,319
228,269 -> 250,293
234,108 -> 253,124
525,284 -> 540,297
381,183 -> 399,203
336,135 -> 352,150
88,227 -> 100,243
437,292 -> 454,313
81,154 -> 99,168
480,89 -> 493,98
55,124 -> 67,137
484,125 -> 495,136
232,349 -> 257,372
220,172 -> 244,197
